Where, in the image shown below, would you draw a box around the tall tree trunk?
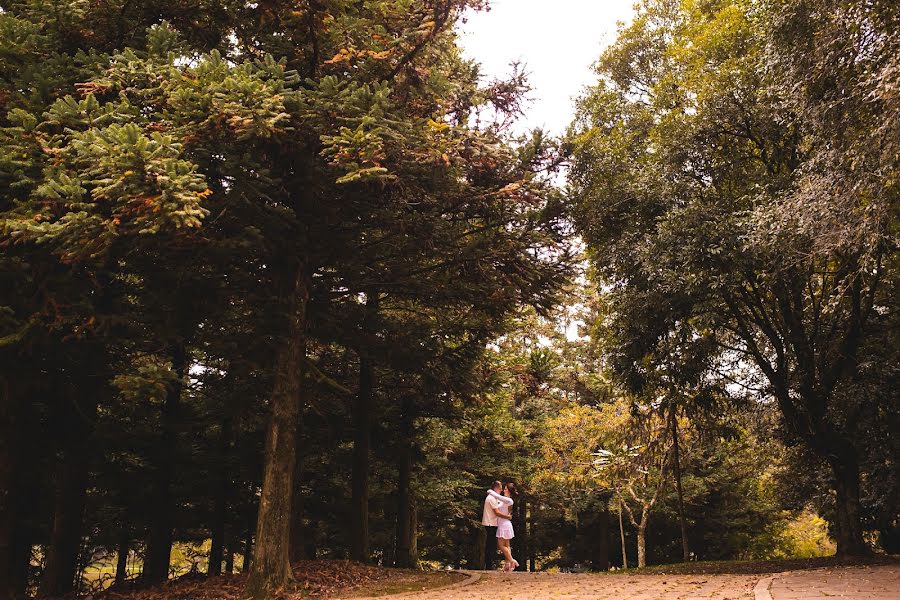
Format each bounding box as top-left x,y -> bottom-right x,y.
243,526 -> 253,573
38,381 -> 97,598
669,406 -> 689,562
10,524 -> 31,600
617,496 -> 627,569
38,457 -> 88,597
527,504 -> 535,572
349,354 -> 372,563
10,437 -> 37,600
394,396 -> 416,568
472,525 -> 485,570
244,486 -> 257,572
115,532 -> 129,585
209,413 -> 234,576
829,447 -> 867,556
595,497 -> 610,571
289,399 -> 306,564
225,546 -> 234,574
143,340 -> 187,584
636,518 -> 647,568
244,267 -> 308,600
0,376 -> 17,600
512,496 -> 528,572
350,293 -> 379,563
573,509 -> 588,566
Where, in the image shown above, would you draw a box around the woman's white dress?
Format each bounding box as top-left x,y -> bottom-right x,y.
489,490 -> 515,539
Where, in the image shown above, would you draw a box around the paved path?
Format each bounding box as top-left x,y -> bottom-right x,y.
767,564 -> 900,599
345,564 -> 900,600
352,571 -> 759,599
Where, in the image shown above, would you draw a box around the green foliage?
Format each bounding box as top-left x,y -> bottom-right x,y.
0,1 -> 572,595
568,0 -> 897,556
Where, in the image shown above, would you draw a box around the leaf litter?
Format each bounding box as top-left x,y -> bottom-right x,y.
95,560 -> 392,600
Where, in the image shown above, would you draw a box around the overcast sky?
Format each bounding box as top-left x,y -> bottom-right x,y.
457,0 -> 635,136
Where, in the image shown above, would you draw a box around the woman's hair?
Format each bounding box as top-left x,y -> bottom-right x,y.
504,482 -> 518,498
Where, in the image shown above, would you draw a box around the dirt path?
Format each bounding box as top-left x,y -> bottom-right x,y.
343,564 -> 900,600
345,571 -> 758,600
767,564 -> 900,599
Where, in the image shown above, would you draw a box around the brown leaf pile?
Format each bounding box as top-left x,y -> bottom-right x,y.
97,560 -> 391,600
291,560 -> 391,597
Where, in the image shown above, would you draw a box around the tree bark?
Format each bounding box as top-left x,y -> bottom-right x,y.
289,396 -> 307,564
512,496 -> 528,571
38,458 -> 89,597
636,519 -> 647,568
209,413 -> 234,577
669,406 -> 690,562
829,447 -> 867,556
350,293 -> 379,563
622,496 -> 650,568
244,267 -> 308,600
595,497 -> 610,572
473,525 -> 486,570
0,376 -> 17,600
10,525 -> 31,600
115,532 -> 129,585
225,547 -> 234,574
244,527 -> 253,573
9,439 -> 36,600
394,395 -> 417,568
244,489 -> 257,572
143,340 -> 187,585
575,501 -> 609,571
349,353 -> 372,563
617,496 -> 627,569
527,504 -> 535,572
38,381 -> 97,598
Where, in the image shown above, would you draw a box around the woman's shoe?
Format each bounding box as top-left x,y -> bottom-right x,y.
512,559 -> 520,570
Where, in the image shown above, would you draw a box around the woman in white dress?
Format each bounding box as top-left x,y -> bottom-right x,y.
488,483 -> 519,571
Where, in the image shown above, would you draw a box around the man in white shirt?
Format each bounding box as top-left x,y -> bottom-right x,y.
481,480 -> 503,570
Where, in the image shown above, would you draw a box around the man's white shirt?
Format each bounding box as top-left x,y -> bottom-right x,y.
482,492 -> 502,526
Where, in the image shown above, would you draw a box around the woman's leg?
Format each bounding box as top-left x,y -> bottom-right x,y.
499,539 -> 514,571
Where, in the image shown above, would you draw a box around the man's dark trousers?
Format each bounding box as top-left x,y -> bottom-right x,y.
484,526 -> 498,570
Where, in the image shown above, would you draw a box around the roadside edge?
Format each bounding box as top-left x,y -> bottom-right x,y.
753,573 -> 779,600
349,569 -> 481,599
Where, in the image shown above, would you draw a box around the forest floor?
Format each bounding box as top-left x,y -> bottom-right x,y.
96,561 -> 464,600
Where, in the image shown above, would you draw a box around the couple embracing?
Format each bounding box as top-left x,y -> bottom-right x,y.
481,480 -> 519,571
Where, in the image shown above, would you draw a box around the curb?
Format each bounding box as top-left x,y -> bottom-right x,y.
443,570 -> 482,592
753,573 -> 778,600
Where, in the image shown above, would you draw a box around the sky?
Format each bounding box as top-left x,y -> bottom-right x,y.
457,0 -> 636,137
